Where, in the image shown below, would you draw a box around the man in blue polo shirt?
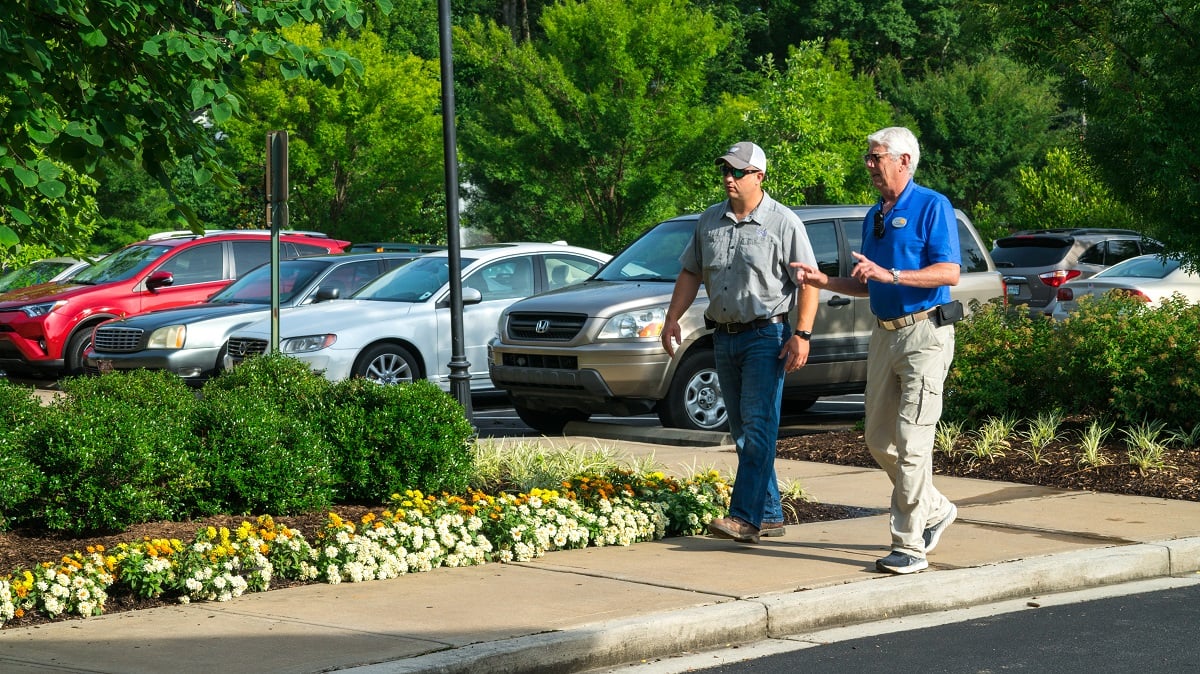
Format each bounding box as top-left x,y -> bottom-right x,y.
791,127 -> 960,574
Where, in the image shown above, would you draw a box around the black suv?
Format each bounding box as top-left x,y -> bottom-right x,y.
991,228 -> 1164,316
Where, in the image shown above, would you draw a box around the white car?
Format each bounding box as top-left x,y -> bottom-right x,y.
1050,254 -> 1200,320
224,242 -> 610,389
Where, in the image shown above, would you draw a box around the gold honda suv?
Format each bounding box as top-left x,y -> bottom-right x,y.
488,205 -> 1003,433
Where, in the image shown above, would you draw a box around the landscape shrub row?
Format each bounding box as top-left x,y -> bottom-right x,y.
0,354 -> 475,534
947,295 -> 1200,429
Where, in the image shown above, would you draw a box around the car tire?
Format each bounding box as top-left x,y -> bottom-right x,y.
658,349 -> 728,432
65,328 -> 95,376
354,343 -> 420,385
514,404 -> 589,435
781,396 -> 818,414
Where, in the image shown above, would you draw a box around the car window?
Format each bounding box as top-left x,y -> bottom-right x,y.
956,219 -> 990,273
354,255 -> 474,302
1105,239 -> 1142,266
465,256 -> 534,301
803,220 -> 841,277
321,260 -> 383,297
291,242 -> 335,257
71,244 -> 171,284
1140,239 -> 1165,255
1097,256 -> 1176,279
990,240 -> 1072,268
545,254 -> 603,289
156,243 -> 225,285
232,241 -> 271,276
596,218 -> 692,282
211,258 -> 330,304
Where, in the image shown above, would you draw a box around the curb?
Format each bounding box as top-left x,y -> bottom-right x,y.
347,537 -> 1200,674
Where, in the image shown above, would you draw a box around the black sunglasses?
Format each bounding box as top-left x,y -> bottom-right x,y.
720,165 -> 760,180
873,210 -> 886,239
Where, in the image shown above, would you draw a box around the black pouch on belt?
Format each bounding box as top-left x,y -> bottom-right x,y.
936,300 -> 964,325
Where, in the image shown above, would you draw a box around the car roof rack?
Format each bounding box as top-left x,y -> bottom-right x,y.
1006,228 -> 1144,237
146,229 -> 333,241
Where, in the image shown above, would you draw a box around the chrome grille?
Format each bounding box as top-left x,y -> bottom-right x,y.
507,313 -> 587,341
226,337 -> 269,359
92,326 -> 144,353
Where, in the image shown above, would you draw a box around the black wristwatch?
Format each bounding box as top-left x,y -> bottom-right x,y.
794,329 -> 812,341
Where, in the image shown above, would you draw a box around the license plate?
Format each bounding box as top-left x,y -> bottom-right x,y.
1006,284 -> 1020,296
95,359 -> 114,374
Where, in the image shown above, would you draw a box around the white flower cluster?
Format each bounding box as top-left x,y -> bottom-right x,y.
591,497 -> 666,547
0,580 -> 14,622
28,556 -> 112,618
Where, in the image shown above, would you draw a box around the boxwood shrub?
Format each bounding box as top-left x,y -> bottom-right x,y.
324,377 -> 475,502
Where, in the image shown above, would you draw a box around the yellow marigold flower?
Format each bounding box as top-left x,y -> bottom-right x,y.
206,526 -> 217,538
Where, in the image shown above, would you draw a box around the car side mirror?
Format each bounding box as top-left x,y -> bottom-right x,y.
315,286 -> 340,302
146,270 -> 174,291
462,287 -> 483,305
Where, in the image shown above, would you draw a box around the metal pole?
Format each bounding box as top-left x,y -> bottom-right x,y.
438,0 -> 473,424
266,131 -> 288,352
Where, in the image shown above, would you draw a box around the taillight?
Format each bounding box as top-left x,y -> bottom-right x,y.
1113,288 -> 1151,302
1039,269 -> 1082,288
1057,288 -> 1074,301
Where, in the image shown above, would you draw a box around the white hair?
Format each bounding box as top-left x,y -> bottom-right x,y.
868,127 -> 921,175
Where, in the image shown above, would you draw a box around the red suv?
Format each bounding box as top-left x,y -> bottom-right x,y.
0,230 -> 349,377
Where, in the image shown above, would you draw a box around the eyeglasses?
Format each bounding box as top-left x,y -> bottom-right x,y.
720,165 -> 760,180
873,210 -> 886,238
862,152 -> 892,165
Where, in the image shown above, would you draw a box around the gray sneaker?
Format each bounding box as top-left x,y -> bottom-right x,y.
923,504 -> 957,553
876,551 -> 929,575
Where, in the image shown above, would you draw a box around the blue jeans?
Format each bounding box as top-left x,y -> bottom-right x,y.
713,322 -> 787,528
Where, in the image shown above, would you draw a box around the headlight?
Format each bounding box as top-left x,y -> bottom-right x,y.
598,306 -> 666,339
147,325 -> 186,349
20,301 -> 66,318
280,334 -> 336,353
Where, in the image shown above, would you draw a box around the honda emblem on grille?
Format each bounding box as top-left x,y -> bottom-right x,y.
535,319 -> 551,334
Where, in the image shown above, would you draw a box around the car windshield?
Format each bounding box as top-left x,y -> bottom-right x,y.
352,255 -> 474,302
71,244 -> 171,284
593,218 -> 691,282
0,260 -> 74,292
207,259 -> 330,305
1094,256 -> 1178,280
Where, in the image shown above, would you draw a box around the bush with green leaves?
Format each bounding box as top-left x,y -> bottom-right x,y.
194,354 -> 336,515
17,370 -> 203,533
324,377 -> 475,502
0,380 -> 45,529
949,294 -> 1200,430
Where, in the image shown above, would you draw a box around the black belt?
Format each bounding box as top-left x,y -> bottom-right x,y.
712,313 -> 787,334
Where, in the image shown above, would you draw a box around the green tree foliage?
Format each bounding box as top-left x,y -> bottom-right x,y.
994,1 -> 1200,261
0,0 -> 390,255
455,0 -> 745,251
738,41 -> 893,208
880,54 -> 1065,224
760,0 -> 991,76
221,25 -> 446,244
1009,148 -> 1137,233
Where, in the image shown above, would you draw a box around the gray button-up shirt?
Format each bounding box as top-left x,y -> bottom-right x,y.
679,193 -> 817,324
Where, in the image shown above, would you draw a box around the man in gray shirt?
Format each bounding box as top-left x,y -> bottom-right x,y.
662,141 -> 819,543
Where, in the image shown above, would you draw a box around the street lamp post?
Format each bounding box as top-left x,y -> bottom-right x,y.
437,0 -> 473,424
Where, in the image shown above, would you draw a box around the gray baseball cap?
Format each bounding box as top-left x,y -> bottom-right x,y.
715,142 -> 767,172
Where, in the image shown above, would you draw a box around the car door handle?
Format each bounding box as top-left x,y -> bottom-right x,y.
826,296 -> 852,307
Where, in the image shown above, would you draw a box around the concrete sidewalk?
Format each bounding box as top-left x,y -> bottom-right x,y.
2,432 -> 1198,674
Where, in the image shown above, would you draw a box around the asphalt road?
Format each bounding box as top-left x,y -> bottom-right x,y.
593,576 -> 1200,673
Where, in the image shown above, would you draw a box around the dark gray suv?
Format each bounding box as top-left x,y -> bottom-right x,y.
991,228 -> 1164,316
488,205 -> 1004,433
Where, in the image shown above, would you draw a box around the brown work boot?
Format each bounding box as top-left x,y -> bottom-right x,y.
707,516 -> 760,544
760,521 -> 786,537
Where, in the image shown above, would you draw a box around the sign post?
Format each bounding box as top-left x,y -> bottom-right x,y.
265,131 -> 288,352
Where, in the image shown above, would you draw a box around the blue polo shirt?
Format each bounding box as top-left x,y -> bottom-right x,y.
861,180 -> 959,321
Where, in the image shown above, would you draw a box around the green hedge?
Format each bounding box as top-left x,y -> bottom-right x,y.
947,295 -> 1200,428
0,354 -> 476,534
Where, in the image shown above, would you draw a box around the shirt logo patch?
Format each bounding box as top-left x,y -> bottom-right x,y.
892,217 -> 907,228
